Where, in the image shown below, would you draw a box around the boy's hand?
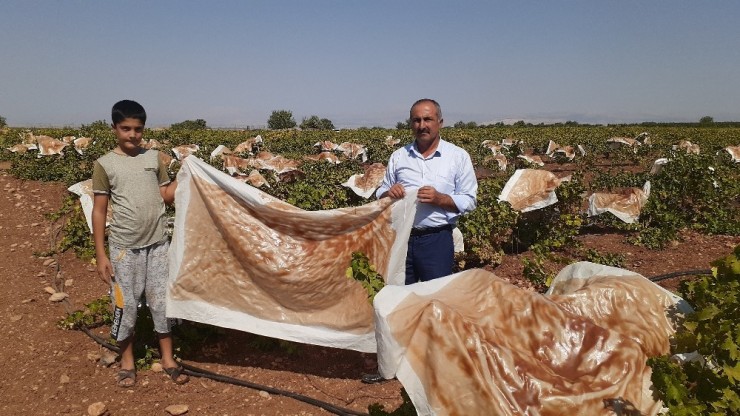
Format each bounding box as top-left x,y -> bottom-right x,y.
96,256 -> 114,285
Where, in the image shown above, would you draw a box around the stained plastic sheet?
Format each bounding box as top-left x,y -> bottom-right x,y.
587,182 -> 650,224
374,263 -> 690,416
36,135 -> 67,157
67,179 -> 112,233
67,179 -> 95,232
725,145 -> 740,162
341,162 -> 386,199
498,169 -> 566,212
167,157 -> 417,352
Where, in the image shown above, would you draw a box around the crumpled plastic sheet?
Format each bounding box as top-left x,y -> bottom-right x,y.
374,263 -> 691,416
67,179 -> 113,233
725,145 -> 740,162
498,169 -> 568,212
167,156 -> 417,352
36,135 -> 68,157
67,179 -> 95,232
341,162 -> 386,199
587,181 -> 651,224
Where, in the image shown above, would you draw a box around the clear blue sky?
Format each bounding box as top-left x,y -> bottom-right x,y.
2,1 -> 739,128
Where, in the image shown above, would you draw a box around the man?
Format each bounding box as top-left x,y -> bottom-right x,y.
361,99 -> 478,385
377,98 -> 478,284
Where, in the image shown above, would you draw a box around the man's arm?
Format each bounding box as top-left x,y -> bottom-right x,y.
447,151 -> 478,214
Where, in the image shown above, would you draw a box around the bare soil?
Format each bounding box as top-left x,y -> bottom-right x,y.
1,164 -> 737,416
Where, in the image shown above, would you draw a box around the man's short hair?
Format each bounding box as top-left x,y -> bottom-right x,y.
410,98 -> 442,120
112,100 -> 147,125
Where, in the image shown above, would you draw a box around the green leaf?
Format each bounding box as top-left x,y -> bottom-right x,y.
722,334 -> 740,361
722,362 -> 740,383
346,251 -> 384,303
696,304 -> 720,321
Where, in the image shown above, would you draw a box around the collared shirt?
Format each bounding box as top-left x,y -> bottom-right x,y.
376,138 -> 477,228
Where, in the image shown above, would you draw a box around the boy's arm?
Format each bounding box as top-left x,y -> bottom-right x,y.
92,194 -> 113,284
157,149 -> 178,205
160,179 -> 177,205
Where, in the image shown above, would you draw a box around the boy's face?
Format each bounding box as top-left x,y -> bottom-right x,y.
112,118 -> 144,154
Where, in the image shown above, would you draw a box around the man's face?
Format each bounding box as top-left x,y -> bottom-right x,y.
112,118 -> 144,153
410,102 -> 442,145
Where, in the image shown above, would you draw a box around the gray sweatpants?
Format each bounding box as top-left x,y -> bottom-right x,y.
109,240 -> 173,342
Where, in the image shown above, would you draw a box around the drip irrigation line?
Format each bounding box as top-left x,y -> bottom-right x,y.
46,221 -> 369,416
178,363 -> 369,416
77,324 -> 368,416
648,269 -> 711,283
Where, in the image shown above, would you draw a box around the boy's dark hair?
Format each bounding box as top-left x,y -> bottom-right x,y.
111,100 -> 147,125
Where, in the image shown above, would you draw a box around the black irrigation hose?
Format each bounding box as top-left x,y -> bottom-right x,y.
77,325 -> 368,416
178,363 -> 369,416
648,269 -> 712,283
49,235 -> 368,415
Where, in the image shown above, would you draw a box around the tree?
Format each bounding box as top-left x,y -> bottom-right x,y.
170,119 -> 208,130
319,118 -> 335,130
454,121 -> 478,128
300,115 -> 334,130
699,116 -> 714,125
396,120 -> 410,130
267,110 -> 296,129
0,115 -> 6,129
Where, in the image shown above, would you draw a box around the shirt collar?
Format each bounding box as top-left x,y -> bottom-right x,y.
408,137 -> 447,159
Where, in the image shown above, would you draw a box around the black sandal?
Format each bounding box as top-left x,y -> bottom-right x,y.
117,369 -> 136,388
361,373 -> 387,384
163,365 -> 190,385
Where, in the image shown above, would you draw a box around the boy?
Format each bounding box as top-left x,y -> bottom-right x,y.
91,99 -> 189,387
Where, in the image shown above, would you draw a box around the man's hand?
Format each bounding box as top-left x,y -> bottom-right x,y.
417,185 -> 460,212
417,185 -> 441,205
384,183 -> 406,199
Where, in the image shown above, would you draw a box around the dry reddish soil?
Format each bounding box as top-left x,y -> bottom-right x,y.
1,164 -> 737,416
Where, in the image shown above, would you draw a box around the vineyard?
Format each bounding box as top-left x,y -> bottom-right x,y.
0,123 -> 738,415
3,123 -> 738,275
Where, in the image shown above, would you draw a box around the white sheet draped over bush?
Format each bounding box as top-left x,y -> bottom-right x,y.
167,156 -> 416,353
374,263 -> 691,416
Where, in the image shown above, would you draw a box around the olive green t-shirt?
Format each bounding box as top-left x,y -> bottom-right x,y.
92,148 -> 170,249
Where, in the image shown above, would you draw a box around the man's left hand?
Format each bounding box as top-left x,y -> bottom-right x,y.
417,186 -> 440,205
417,186 -> 459,213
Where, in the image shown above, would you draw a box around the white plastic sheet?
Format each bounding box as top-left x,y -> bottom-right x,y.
167,157 -> 417,352
374,263 -> 690,416
587,181 -> 651,224
498,169 -> 566,212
